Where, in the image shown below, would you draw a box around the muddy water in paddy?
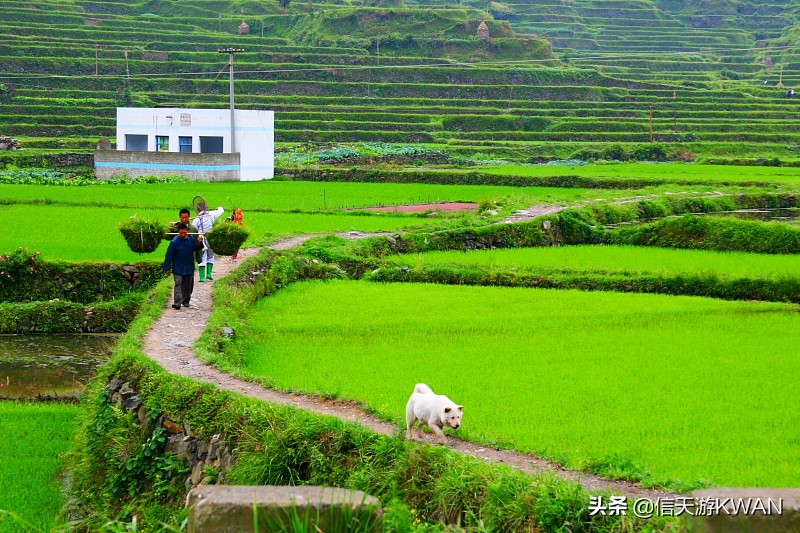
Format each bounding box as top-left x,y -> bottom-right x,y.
0,334 -> 118,399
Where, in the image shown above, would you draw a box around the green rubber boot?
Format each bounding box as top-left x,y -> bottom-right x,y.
206,263 -> 214,280
198,265 -> 206,282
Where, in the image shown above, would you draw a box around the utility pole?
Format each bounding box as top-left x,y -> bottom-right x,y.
218,48 -> 244,153
95,42 -> 99,76
649,105 -> 654,143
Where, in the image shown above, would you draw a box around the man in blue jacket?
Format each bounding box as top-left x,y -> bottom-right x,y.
163,223 -> 205,310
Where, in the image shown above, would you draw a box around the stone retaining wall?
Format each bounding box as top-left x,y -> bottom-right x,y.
105,375 -> 384,533
106,376 -> 237,490
95,150 -> 240,181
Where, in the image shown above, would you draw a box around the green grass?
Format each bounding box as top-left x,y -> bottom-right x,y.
480,162 -> 800,184
389,245 -> 800,280
0,181 -> 778,261
0,402 -> 80,533
0,204 -> 455,261
241,280 -> 800,490
0,181 -> 595,212
0,180 -> 708,261
0,181 -> 617,261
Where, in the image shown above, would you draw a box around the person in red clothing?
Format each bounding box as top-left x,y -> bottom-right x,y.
163,223 -> 204,310
228,208 -> 244,260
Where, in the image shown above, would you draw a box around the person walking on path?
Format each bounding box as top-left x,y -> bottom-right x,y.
193,201 -> 225,282
163,223 -> 205,310
171,208 -> 202,298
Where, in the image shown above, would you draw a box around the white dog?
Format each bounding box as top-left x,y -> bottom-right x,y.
406,383 -> 464,445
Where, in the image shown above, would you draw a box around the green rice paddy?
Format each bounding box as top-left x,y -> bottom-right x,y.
481,162 -> 800,184
6,178 -> 800,500
0,181 -> 594,211
0,181 -> 619,261
0,402 -> 80,533
241,280 -> 800,489
390,245 -> 800,280
0,204 -> 448,261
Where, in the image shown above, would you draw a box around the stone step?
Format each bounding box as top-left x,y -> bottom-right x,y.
187,485 -> 382,533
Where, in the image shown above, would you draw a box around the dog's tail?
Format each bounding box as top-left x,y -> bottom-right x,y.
414,383 -> 434,395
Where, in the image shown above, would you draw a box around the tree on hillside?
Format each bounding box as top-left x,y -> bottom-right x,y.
278,0 -> 290,7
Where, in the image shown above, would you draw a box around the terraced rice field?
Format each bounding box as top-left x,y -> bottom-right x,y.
0,181 -> 635,261
0,204 -> 453,261
5,0 -> 800,159
0,180 -> 595,211
240,280 -> 800,489
389,245 -> 800,279
481,162 -> 800,185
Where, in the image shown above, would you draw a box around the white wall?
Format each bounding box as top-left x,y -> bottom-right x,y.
232,109 -> 275,181
116,107 -> 274,180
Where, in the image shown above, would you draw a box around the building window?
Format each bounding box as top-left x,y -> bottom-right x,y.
156,136 -> 169,152
179,136 -> 192,153
200,136 -> 224,154
125,134 -> 148,151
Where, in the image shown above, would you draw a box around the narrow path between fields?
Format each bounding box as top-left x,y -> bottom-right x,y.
142,227 -> 679,500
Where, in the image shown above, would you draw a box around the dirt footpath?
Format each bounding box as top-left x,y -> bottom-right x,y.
142,233 -> 678,500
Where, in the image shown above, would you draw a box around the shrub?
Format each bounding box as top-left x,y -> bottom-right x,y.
632,144 -> 668,162
558,211 -> 601,244
637,200 -> 669,219
600,145 -> 629,162
569,147 -> 603,162
606,215 -> 800,254
669,147 -> 697,162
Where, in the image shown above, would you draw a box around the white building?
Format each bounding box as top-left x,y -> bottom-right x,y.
95,107 -> 274,181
